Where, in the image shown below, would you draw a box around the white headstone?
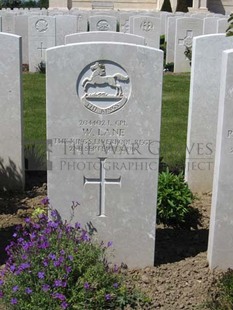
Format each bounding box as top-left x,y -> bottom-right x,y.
185,34 -> 233,192
55,15 -> 77,46
174,17 -> 203,73
203,17 -> 218,34
46,42 -> 163,268
28,16 -> 56,72
15,15 -> 29,64
129,16 -> 161,48
0,33 -> 24,191
208,48 -> 233,270
119,12 -> 138,33
217,18 -> 228,33
69,10 -> 88,32
1,12 -> 15,34
65,31 -> 145,45
89,15 -> 117,31
166,16 -> 176,64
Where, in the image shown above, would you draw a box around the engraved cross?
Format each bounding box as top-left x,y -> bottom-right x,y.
84,158 -> 121,217
37,41 -> 46,58
178,30 -> 193,48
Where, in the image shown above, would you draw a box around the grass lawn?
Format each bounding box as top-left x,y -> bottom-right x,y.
22,72 -> 190,173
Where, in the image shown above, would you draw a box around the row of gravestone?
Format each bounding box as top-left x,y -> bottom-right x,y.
1,30 -> 233,270
0,10 -> 229,72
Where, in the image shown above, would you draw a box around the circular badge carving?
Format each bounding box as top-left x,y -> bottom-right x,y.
35,19 -> 48,32
96,20 -> 110,31
140,20 -> 154,32
77,61 -> 131,115
184,36 -> 193,48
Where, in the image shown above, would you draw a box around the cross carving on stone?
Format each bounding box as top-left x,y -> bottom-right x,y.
37,41 -> 46,58
84,158 -> 121,217
178,30 -> 193,48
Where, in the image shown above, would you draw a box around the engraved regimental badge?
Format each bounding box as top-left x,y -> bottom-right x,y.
77,61 -> 130,114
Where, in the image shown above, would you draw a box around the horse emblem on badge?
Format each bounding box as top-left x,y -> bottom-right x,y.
77,61 -> 130,114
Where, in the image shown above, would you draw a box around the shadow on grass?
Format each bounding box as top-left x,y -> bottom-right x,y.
154,228 -> 209,265
0,157 -> 24,192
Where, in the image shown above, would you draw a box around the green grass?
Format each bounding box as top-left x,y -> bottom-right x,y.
23,73 -> 46,142
161,73 -> 190,171
22,72 -> 190,172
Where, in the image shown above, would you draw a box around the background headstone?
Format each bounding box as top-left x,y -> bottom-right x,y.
55,15 -> 77,45
129,15 -> 161,48
208,48 -> 233,270
15,15 -> 29,64
47,41 -> 163,268
28,16 -> 56,72
203,17 -> 218,34
174,17 -> 203,73
0,33 -> 24,191
89,15 -> 117,31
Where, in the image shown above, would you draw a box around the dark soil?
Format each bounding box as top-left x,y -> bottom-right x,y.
0,175 -> 223,309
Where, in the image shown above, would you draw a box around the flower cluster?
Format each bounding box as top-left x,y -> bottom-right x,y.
0,202 -> 146,309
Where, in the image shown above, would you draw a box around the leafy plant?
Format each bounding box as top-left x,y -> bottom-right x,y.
164,62 -> 174,72
157,169 -> 200,229
226,13 -> 233,37
184,45 -> 192,66
0,201 -> 148,309
36,61 -> 46,74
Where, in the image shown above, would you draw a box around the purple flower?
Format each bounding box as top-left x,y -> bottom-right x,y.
51,209 -> 59,219
48,221 -> 59,229
38,271 -> 45,279
0,280 -> 3,286
60,250 -> 65,255
75,222 -> 81,229
10,265 -> 16,272
48,253 -> 56,260
42,284 -> 50,292
107,241 -> 113,247
25,218 -> 31,223
61,301 -> 69,309
25,287 -> 33,294
68,255 -> 73,261
113,283 -> 118,288
21,254 -> 28,260
65,266 -> 72,273
53,261 -> 61,267
39,241 -> 50,249
41,197 -> 49,205
105,294 -> 111,301
12,285 -> 19,292
43,259 -> 49,267
0,291 -> 3,298
11,298 -> 18,304
54,279 -> 63,287
84,282 -> 90,290
52,292 -> 66,301
20,262 -> 30,270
